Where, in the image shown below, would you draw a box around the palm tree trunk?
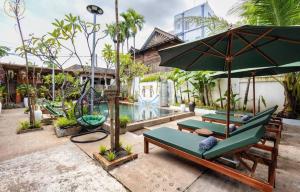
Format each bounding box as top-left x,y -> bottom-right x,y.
204,85 -> 210,106
243,77 -> 251,111
126,38 -> 129,52
179,86 -> 183,103
133,35 -> 136,64
174,82 -> 178,104
217,79 -> 223,108
186,82 -> 190,102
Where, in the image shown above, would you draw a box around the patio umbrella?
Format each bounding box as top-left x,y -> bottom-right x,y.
211,62 -> 300,115
159,25 -> 300,138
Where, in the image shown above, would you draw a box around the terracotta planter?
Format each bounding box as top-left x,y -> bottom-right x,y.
16,91 -> 22,103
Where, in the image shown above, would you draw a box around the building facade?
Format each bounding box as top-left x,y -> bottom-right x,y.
174,2 -> 215,42
0,63 -> 115,104
134,28 -> 183,74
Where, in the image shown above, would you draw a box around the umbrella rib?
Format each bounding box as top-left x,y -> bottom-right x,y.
234,33 -> 278,66
183,52 -> 205,71
233,29 -> 273,57
237,31 -> 300,45
199,41 -> 226,57
160,34 -> 224,66
192,48 -> 225,59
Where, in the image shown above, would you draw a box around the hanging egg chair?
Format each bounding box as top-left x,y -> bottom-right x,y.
74,86 -> 109,130
70,78 -> 109,143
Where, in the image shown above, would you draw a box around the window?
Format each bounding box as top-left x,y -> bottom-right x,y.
176,22 -> 181,30
184,20 -> 190,30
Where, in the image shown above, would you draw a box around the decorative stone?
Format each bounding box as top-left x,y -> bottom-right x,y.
55,126 -> 82,138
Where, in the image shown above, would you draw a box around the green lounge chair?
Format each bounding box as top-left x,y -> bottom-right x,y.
178,114 -> 272,137
144,126 -> 275,192
215,110 -> 253,116
43,103 -> 65,117
202,106 -> 278,125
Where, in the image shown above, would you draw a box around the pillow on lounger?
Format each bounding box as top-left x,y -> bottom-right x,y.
199,136 -> 217,150
229,124 -> 236,132
241,115 -> 251,121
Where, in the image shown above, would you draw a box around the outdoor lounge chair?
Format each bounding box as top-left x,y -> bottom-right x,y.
43,103 -> 65,117
202,106 -> 278,126
215,110 -> 253,116
143,126 -> 275,192
177,114 -> 280,162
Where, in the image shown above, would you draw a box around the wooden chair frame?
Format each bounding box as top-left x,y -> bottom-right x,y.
144,136 -> 275,192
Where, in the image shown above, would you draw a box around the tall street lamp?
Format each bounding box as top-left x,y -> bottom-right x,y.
87,5 -> 103,112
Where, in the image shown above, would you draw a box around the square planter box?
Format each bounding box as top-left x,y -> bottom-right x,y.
55,125 -> 82,138
93,152 -> 138,171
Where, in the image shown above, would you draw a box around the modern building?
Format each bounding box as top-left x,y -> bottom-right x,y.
174,1 -> 215,42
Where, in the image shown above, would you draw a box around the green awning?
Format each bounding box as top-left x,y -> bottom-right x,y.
159,25 -> 300,71
210,62 -> 300,78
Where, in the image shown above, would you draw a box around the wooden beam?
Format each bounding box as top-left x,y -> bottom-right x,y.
234,29 -> 273,57
234,33 -> 278,67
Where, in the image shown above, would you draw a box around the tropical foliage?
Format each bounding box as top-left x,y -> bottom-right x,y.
230,0 -> 300,117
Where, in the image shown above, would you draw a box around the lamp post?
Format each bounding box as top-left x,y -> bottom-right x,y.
87,5 -> 103,112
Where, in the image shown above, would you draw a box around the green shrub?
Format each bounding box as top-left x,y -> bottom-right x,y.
33,121 -> 41,128
118,140 -> 123,148
106,151 -> 116,162
125,144 -> 133,154
140,73 -> 161,82
19,120 -> 30,130
99,145 -> 107,155
55,117 -> 77,128
119,115 -> 131,128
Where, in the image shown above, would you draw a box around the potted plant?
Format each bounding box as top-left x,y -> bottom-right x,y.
120,115 -> 131,134
17,84 -> 29,107
0,85 -> 6,113
180,100 -> 186,112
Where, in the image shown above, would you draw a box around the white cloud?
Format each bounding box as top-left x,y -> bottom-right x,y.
0,0 -> 240,68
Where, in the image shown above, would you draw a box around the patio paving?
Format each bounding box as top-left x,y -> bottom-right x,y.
1,108 -> 300,192
0,108 -> 127,192
76,115 -> 300,192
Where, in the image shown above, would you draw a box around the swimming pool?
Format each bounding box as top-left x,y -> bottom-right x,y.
119,103 -> 175,122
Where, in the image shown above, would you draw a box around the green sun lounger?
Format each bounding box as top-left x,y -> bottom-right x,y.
143,126 -> 275,192
215,110 -> 253,116
178,114 -> 272,137
44,103 -> 65,117
202,106 -> 277,125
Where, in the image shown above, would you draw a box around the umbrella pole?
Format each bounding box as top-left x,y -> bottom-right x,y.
226,61 -> 232,138
253,75 -> 256,115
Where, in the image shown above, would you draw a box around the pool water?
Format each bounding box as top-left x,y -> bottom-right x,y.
119,104 -> 175,122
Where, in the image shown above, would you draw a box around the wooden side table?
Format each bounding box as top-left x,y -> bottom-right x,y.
194,128 -> 213,137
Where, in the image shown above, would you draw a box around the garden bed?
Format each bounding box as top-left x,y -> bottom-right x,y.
17,127 -> 43,134
55,125 -> 82,138
93,149 -> 138,171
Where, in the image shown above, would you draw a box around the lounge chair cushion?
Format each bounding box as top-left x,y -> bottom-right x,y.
177,120 -> 225,134
203,125 -> 265,159
144,126 -> 265,160
202,105 -> 277,124
144,127 -> 207,158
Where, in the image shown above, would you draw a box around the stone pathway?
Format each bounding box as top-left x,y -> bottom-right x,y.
0,109 -> 126,192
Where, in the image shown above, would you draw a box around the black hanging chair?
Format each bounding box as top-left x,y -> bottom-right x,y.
70,78 -> 109,143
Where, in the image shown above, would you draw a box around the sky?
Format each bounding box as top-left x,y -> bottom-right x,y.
0,0 -> 240,68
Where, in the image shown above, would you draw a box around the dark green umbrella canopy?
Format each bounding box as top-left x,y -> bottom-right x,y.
210,62 -> 300,79
159,25 -> 300,71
